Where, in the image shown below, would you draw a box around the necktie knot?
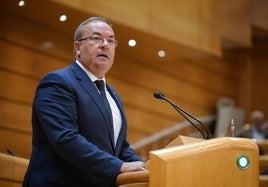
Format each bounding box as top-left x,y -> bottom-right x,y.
94,80 -> 105,93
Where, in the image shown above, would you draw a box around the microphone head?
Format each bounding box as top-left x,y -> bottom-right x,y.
153,91 -> 165,99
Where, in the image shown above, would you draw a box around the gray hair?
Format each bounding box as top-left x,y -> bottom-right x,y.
74,17 -> 113,41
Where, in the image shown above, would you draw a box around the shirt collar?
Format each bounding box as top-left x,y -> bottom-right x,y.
75,60 -> 106,83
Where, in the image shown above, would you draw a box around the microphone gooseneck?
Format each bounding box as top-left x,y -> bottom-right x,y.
153,91 -> 210,139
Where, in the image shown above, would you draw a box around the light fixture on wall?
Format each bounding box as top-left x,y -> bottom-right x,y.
18,0 -> 25,7
158,50 -> 166,58
128,39 -> 136,47
59,15 -> 67,22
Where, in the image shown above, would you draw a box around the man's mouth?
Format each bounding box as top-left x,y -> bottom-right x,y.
97,54 -> 108,59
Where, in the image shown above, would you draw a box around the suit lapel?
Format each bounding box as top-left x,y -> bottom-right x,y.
107,85 -> 127,150
107,86 -> 126,122
70,62 -> 115,148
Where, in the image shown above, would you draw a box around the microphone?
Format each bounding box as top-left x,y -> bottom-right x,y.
153,91 -> 210,139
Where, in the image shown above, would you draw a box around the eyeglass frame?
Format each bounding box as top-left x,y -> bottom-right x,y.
78,35 -> 118,47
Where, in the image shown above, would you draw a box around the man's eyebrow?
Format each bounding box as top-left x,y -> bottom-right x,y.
91,32 -> 101,36
91,32 -> 115,38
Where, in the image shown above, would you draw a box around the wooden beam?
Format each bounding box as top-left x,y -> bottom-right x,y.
49,0 -> 255,56
49,0 -> 222,55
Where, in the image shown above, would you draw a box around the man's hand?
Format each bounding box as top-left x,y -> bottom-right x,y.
119,161 -> 146,173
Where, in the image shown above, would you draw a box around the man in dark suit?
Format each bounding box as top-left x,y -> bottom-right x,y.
23,17 -> 145,187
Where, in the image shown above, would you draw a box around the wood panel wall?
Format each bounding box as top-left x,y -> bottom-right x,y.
228,38 -> 268,120
1,1 -> 267,159
0,21 -> 235,160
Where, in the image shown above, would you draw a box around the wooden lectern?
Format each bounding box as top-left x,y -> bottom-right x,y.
0,152 -> 29,186
116,136 -> 259,187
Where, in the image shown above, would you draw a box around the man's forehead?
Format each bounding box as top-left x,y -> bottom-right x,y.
82,23 -> 114,37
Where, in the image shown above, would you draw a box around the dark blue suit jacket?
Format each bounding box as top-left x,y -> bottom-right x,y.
23,62 -> 141,187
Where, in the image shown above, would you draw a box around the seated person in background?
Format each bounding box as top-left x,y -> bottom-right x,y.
238,110 -> 268,141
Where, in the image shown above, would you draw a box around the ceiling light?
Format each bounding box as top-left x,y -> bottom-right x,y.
18,0 -> 25,7
59,15 -> 67,22
128,39 -> 136,47
158,50 -> 166,58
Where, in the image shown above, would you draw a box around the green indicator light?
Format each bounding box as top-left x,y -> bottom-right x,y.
237,155 -> 250,170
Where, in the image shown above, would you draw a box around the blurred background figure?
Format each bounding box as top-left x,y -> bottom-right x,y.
238,110 -> 268,141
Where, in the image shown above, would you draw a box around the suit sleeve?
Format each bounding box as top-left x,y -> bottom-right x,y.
119,139 -> 143,162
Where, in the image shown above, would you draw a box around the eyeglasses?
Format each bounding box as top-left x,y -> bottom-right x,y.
78,36 -> 118,47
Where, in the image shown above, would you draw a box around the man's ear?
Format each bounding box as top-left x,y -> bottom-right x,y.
73,41 -> 80,57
